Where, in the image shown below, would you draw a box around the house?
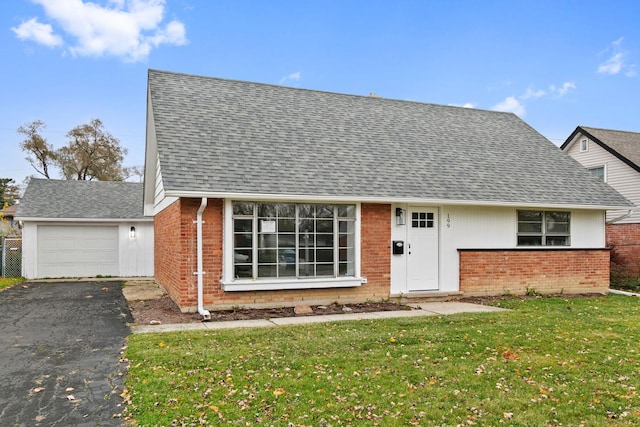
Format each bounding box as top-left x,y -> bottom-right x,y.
144,69 -> 633,315
562,126 -> 640,278
0,204 -> 21,237
17,178 -> 154,279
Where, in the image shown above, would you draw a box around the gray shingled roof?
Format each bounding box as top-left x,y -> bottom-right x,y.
148,69 -> 632,208
577,126 -> 640,172
17,179 -> 146,220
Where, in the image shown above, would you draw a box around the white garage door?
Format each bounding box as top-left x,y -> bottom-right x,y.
37,225 -> 119,278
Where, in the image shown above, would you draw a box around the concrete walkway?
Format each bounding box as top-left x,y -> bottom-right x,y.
131,301 -> 507,334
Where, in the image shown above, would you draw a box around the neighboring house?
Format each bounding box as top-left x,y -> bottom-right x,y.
17,179 -> 154,279
144,69 -> 633,315
0,204 -> 21,237
562,126 -> 640,278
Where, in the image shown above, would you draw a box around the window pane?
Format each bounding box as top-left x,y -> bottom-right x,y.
234,219 -> 252,232
338,205 -> 356,218
299,249 -> 314,262
234,265 -> 252,278
258,249 -> 277,263
299,234 -> 315,247
518,222 -> 542,233
298,263 -> 314,276
279,265 -> 296,277
258,234 -> 276,248
518,211 -> 542,222
518,236 -> 542,246
257,203 -> 277,218
339,247 -> 354,262
316,219 -> 333,232
258,265 -> 277,278
588,167 -> 605,181
316,263 -> 334,276
339,261 -> 354,276
278,234 -> 295,247
298,204 -> 313,218
233,202 -> 254,215
316,249 -> 334,262
316,205 -> 334,218
234,233 -> 252,248
316,234 -> 334,247
546,236 -> 569,246
277,203 -> 295,217
234,249 -> 251,263
546,212 -> 570,233
278,218 -> 295,232
298,219 -> 314,233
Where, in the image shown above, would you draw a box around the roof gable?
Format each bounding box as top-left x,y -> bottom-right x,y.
17,178 -> 146,220
146,70 -> 632,209
562,126 -> 640,174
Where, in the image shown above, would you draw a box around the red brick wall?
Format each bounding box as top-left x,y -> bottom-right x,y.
459,249 -> 610,296
154,199 -> 393,312
607,223 -> 640,279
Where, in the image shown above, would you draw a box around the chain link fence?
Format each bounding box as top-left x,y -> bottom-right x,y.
1,238 -> 22,277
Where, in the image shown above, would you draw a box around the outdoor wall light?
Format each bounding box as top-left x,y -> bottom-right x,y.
129,226 -> 136,239
395,207 -> 406,226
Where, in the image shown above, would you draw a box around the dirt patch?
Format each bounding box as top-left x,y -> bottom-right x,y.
127,295 -> 412,325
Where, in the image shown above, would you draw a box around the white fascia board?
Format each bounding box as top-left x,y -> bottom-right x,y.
163,190 -> 633,211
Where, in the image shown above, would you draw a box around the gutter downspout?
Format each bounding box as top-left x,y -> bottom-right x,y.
606,209 -> 634,225
195,197 -> 211,321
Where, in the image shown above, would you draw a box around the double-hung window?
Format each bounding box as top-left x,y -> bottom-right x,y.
232,202 -> 356,280
517,210 -> 570,246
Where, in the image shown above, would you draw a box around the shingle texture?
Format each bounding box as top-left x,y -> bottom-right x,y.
148,69 -> 632,208
17,179 -> 145,219
580,126 -> 640,170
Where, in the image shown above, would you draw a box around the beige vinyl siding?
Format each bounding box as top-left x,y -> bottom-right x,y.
565,135 -> 640,224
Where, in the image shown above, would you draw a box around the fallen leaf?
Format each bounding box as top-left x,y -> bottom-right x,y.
66,395 -> 76,401
273,388 -> 286,397
33,387 -> 45,393
389,337 -> 396,343
65,387 -> 74,392
101,287 -> 109,291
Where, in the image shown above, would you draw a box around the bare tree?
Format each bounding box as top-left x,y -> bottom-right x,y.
18,118 -> 130,181
17,120 -> 56,178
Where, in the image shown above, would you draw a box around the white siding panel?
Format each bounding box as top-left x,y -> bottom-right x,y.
566,136 -> 640,224
118,222 -> 155,277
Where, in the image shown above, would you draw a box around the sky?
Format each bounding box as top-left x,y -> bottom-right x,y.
1,0 -> 639,189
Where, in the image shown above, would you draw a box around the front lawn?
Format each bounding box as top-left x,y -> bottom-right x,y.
124,295 -> 640,426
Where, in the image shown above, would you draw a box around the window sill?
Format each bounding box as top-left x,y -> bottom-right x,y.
221,277 -> 366,292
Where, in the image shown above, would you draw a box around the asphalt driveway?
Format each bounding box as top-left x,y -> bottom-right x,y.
0,281 -> 132,426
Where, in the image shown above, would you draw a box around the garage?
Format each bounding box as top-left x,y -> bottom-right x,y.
17,179 -> 154,280
37,225 -> 119,278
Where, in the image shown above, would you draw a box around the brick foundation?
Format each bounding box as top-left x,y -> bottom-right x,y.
155,199 -> 392,312
458,249 -> 610,296
606,223 -> 640,279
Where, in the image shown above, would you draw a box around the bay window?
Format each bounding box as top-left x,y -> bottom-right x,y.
232,202 -> 356,280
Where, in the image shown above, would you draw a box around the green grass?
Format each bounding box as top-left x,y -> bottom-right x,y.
0,276 -> 24,291
124,295 -> 640,426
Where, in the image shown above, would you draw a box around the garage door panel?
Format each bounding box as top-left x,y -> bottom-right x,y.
37,226 -> 119,278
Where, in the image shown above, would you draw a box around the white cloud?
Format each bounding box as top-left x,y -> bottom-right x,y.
598,37 -> 635,77
520,88 -> 546,100
13,0 -> 187,62
493,96 -> 525,116
279,71 -> 301,84
552,81 -> 576,97
11,17 -> 63,47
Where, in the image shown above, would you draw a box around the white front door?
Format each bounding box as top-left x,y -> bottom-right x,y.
407,207 -> 439,291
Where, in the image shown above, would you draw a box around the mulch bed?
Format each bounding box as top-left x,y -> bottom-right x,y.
128,295 -> 412,325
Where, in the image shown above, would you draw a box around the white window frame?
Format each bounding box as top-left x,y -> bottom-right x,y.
221,200 -> 364,291
587,165 -> 606,182
579,139 -> 588,152
516,210 -> 571,247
